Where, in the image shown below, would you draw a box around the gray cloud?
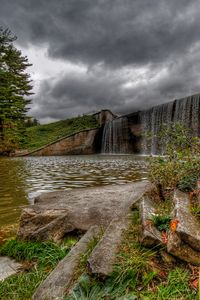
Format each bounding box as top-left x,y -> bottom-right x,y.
30,67 -> 127,122
1,0 -> 200,121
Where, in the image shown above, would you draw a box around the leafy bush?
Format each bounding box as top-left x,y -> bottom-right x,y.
177,175 -> 198,192
148,123 -> 200,198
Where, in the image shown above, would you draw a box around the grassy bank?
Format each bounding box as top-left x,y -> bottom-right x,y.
22,115 -> 99,151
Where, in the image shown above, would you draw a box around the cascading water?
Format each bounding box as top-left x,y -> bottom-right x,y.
173,94 -> 200,135
101,117 -> 130,153
140,94 -> 200,155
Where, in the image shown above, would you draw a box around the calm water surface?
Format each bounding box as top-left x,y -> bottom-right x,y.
0,155 -> 148,226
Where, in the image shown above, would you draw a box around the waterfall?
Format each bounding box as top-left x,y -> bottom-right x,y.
141,94 -> 200,155
173,94 -> 200,135
101,117 -> 130,154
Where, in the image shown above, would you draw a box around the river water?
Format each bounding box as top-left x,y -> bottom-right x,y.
0,155 -> 148,226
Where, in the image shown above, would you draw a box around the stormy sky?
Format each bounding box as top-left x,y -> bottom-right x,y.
1,0 -> 200,123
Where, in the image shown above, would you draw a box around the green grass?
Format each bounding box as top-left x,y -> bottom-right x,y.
141,268 -> 194,300
0,267 -> 47,300
0,239 -> 68,267
0,238 -> 78,300
191,194 -> 200,222
192,206 -> 200,220
22,115 -> 99,151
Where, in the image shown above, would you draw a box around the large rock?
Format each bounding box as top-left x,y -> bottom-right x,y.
166,189 -> 200,265
18,182 -> 152,242
172,189 -> 200,252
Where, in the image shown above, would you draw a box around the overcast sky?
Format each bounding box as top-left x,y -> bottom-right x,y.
1,0 -> 200,123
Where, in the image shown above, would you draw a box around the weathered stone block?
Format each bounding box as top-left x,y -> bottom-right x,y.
139,195 -> 162,246
173,189 -> 200,252
88,215 -> 130,276
167,231 -> 200,265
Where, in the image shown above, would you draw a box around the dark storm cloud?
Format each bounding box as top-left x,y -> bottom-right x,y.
31,43 -> 200,122
1,0 -> 200,67
1,0 -> 200,121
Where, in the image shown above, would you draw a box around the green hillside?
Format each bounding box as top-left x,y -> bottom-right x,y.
22,115 -> 99,151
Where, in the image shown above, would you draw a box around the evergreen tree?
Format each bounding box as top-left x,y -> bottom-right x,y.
0,27 -> 33,153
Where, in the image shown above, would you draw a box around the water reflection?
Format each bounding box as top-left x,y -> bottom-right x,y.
0,155 -> 148,226
0,157 -> 29,226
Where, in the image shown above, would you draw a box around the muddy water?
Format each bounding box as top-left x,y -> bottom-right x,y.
0,155 -> 148,226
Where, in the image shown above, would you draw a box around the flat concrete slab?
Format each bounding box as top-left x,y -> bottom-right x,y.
18,181 -> 152,242
0,257 -> 21,281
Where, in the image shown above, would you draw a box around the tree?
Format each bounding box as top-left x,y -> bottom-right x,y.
25,117 -> 40,127
0,27 -> 33,154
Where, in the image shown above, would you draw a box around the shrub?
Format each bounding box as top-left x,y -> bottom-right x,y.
177,175 -> 198,192
148,123 -> 200,198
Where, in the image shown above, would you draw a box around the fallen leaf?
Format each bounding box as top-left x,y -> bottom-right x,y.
190,278 -> 199,290
170,219 -> 179,232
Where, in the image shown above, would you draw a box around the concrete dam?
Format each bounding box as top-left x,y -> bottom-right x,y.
102,93 -> 200,155
27,93 -> 200,156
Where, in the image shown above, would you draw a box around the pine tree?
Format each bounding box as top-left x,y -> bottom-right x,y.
0,27 -> 33,154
